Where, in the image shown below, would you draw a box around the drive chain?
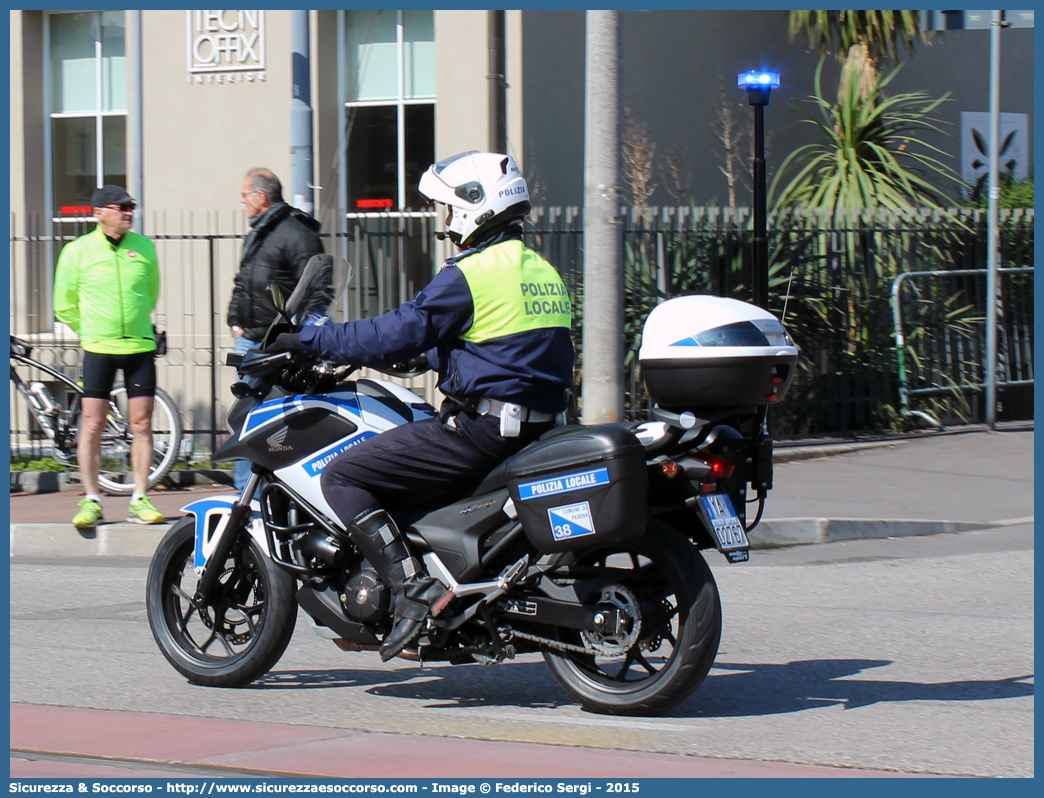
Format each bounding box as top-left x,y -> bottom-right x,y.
504,627 -> 599,655
505,624 -> 644,656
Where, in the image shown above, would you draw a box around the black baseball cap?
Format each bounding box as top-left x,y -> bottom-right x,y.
90,185 -> 135,208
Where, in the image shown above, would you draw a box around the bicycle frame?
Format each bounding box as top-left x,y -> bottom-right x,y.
11,349 -> 130,458
10,351 -> 83,447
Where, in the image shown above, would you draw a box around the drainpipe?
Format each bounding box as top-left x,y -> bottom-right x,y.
290,10 -> 314,215
129,10 -> 143,233
488,11 -> 506,153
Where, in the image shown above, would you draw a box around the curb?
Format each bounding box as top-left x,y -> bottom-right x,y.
10,471 -> 75,494
10,522 -> 171,558
751,516 -> 1032,548
772,440 -> 900,464
11,516 -> 1032,559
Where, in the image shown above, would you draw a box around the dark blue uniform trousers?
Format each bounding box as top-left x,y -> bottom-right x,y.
319,403 -> 549,526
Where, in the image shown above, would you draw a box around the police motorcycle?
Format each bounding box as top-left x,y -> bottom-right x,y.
146,253 -> 798,716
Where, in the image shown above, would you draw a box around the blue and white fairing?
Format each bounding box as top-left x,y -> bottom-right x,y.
185,379 -> 433,569
237,379 -> 434,522
180,495 -> 268,575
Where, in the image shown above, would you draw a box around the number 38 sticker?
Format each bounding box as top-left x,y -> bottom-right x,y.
547,501 -> 596,541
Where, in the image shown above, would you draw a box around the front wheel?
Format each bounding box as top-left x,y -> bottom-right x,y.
146,516 -> 297,687
542,521 -> 722,716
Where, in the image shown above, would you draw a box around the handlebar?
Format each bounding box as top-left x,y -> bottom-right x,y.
237,349 -> 294,377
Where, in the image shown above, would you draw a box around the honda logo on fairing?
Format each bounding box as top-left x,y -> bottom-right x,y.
266,427 -> 292,452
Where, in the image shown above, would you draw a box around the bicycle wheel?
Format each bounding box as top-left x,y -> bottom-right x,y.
95,383 -> 184,495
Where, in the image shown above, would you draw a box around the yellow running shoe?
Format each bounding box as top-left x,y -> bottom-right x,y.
128,495 -> 165,525
72,498 -> 103,529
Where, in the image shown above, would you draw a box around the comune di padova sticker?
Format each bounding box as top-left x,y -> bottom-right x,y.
547,501 -> 596,541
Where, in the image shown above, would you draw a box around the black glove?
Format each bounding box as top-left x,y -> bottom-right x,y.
389,353 -> 429,375
265,332 -> 301,353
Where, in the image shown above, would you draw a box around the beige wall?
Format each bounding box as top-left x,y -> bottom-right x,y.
10,10 -> 46,228
433,10 -> 524,165
140,10 -> 293,234
10,11 -> 25,225
9,9 -> 528,231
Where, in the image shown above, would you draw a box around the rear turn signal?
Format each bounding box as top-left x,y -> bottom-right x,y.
661,460 -> 680,478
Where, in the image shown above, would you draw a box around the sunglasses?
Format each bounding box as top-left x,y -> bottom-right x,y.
101,203 -> 136,213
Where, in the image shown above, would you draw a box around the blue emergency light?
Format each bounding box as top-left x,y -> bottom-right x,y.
737,70 -> 780,89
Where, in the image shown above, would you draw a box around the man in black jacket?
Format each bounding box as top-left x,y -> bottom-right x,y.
228,168 -> 327,490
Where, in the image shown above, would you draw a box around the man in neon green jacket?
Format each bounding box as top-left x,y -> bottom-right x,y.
53,185 -> 165,529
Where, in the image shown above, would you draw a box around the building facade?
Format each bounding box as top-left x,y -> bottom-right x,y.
11,9 -> 524,228
10,8 -> 524,447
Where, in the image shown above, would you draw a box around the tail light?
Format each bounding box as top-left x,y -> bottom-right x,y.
674,454 -> 736,481
695,453 -> 735,478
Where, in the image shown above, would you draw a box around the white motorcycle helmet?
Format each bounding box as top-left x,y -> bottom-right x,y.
418,151 -> 530,248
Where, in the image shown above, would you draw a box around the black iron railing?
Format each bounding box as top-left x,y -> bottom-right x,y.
10,205 -> 1034,465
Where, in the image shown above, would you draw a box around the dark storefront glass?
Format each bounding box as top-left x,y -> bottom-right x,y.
102,116 -> 126,189
404,104 -> 435,209
52,117 -> 96,215
347,106 -> 398,209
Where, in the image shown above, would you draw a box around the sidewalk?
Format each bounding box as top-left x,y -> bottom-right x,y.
758,422 -> 1033,546
9,423 -> 1033,557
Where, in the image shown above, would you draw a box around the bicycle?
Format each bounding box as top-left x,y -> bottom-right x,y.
10,335 -> 184,495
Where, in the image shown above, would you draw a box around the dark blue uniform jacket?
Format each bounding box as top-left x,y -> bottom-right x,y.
299,243 -> 575,413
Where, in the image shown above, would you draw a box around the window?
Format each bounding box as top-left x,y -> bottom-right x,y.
48,11 -> 127,219
344,10 -> 435,211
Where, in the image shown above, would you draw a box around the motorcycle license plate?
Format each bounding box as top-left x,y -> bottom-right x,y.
699,493 -> 749,553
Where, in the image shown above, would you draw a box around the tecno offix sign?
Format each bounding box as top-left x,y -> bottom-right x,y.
186,10 -> 266,77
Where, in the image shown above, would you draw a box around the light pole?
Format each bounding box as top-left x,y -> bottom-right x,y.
737,70 -> 779,310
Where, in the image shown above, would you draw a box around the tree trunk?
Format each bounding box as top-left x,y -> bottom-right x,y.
839,42 -> 878,102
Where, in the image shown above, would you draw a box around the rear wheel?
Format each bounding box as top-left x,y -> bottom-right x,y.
542,521 -> 721,715
146,516 -> 297,687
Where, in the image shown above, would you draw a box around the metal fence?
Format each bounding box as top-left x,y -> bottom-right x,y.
892,267 -> 1035,428
10,205 -> 1035,465
521,205 -> 1034,433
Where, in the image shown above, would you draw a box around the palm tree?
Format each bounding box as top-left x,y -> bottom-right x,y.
789,10 -> 929,100
771,59 -> 958,219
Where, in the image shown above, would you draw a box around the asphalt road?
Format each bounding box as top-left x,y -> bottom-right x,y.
10,524 -> 1034,777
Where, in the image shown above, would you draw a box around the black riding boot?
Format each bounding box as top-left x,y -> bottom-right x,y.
348,508 -> 449,662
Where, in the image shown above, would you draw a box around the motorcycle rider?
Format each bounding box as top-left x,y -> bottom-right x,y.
268,152 -> 575,661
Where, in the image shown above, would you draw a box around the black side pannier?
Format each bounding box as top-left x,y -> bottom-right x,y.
504,424 -> 647,554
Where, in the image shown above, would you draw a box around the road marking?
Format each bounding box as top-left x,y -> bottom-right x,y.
480,710 -> 703,734
992,516 -> 1034,526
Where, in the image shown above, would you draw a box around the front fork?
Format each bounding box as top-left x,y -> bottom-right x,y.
191,471 -> 263,606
